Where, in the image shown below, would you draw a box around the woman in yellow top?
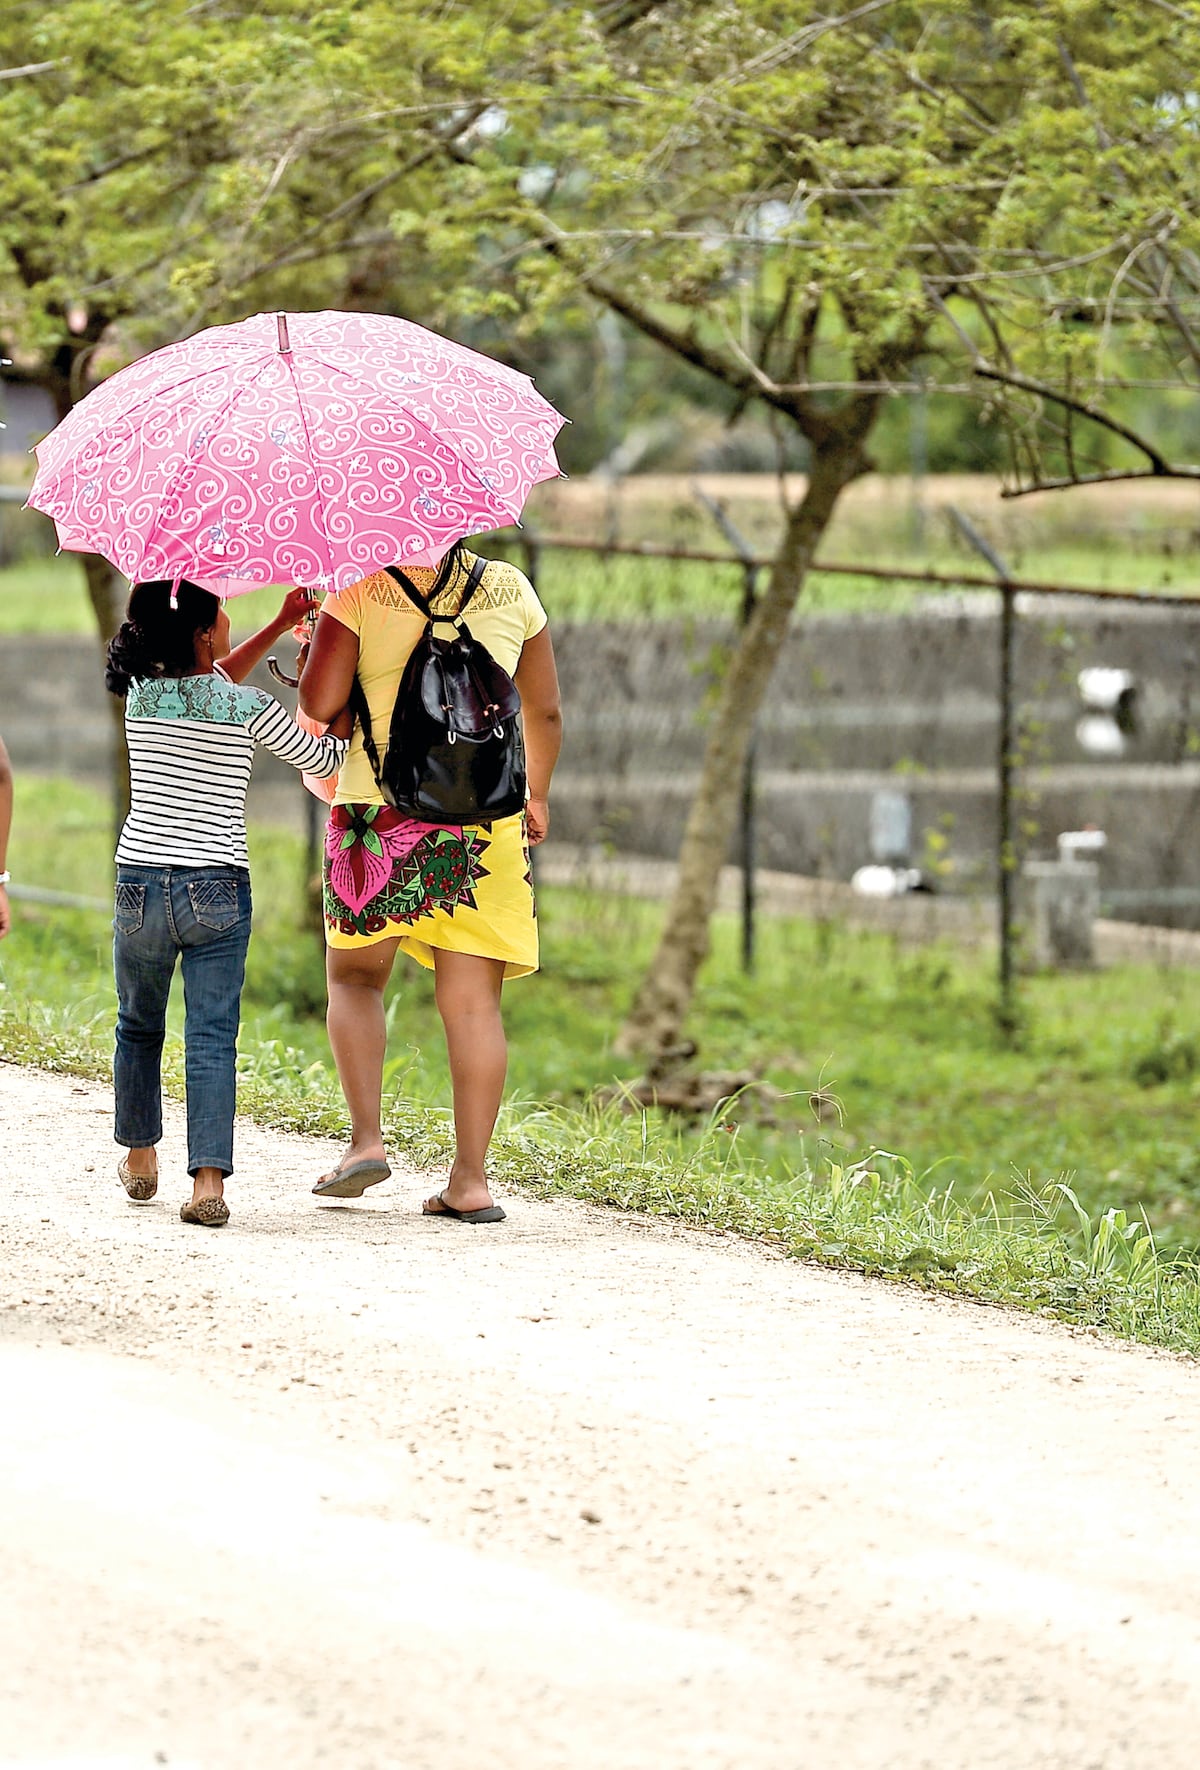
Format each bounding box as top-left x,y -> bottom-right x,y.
299,544 -> 562,1223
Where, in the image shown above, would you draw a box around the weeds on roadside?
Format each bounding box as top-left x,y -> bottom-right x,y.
5,982 -> 1198,1355
6,771 -> 1200,1357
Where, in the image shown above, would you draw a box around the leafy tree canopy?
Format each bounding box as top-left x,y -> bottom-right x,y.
7,1 -> 1199,489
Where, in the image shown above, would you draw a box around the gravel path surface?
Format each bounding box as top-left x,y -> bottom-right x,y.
2,1062 -> 1199,1770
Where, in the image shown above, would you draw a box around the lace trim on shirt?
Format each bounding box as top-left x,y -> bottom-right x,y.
360,557 -> 528,617
127,674 -> 263,725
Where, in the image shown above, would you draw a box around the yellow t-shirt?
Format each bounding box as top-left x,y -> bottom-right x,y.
322,551 -> 547,807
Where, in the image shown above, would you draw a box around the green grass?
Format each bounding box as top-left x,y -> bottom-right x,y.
3,521 -> 1196,634
0,556 -> 315,637
419,534 -> 1200,618
0,557 -> 97,634
5,775 -> 1200,1355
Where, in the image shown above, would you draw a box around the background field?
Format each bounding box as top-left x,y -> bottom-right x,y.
2,472 -> 1199,634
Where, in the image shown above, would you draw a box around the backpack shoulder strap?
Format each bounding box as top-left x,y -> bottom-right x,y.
383,554 -> 487,622
452,554 -> 489,620
346,674 -> 386,792
384,565 -> 432,618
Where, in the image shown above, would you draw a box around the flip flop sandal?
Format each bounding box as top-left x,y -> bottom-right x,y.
118,1156 -> 157,1203
423,1189 -> 506,1225
312,1158 -> 391,1199
180,1196 -> 230,1227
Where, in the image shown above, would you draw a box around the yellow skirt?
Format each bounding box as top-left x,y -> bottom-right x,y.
322,803 -> 538,979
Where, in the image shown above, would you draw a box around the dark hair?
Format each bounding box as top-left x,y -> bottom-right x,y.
417,539 -> 470,610
105,580 -> 222,697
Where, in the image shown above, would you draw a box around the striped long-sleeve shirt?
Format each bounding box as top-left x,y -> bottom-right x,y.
116,670 -> 347,870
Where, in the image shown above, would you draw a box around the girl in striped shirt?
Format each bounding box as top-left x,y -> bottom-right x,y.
105,580 -> 349,1227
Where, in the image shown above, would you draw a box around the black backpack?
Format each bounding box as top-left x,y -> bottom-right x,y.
350,555 -> 527,823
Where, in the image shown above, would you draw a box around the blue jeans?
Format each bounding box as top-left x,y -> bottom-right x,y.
113,865 -> 252,1177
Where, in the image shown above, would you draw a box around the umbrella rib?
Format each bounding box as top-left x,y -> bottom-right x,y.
31,321 -> 292,501
295,348 -> 549,521
137,355 -> 281,576
30,342 -> 302,518
30,361 -> 243,499
278,352 -> 337,587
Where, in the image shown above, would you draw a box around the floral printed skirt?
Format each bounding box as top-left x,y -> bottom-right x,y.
322,802 -> 537,979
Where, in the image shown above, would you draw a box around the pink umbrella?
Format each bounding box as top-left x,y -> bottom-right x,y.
28,310 -> 566,593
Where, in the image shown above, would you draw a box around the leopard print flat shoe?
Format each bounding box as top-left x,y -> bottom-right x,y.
180,1196 -> 230,1228
118,1156 -> 158,1203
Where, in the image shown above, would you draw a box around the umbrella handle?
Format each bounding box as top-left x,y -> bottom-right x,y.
267,655 -> 300,689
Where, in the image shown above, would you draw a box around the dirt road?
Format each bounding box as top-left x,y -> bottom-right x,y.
2,1064 -> 1199,1769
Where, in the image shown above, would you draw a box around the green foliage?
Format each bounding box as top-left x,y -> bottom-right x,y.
7,2 -> 1198,488
1130,1016 -> 1200,1087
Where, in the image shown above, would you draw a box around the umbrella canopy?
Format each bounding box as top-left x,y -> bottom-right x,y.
28,310 -> 566,593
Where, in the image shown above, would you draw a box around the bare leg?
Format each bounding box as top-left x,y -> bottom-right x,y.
425,949 -> 507,1215
125,1145 -> 157,1180
190,1165 -> 225,1205
324,938 -> 401,1178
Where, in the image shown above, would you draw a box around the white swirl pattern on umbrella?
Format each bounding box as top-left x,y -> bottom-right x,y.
30,311 -> 565,589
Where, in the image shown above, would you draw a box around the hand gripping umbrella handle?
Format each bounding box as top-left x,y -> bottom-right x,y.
267,598 -> 315,688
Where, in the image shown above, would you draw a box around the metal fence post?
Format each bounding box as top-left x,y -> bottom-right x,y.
738,559 -> 761,973
946,506 -> 1019,1036
996,579 -> 1018,1034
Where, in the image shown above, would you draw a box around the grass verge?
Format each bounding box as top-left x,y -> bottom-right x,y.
5,987 -> 1198,1357
2,507 -> 1196,635
4,775 -> 1200,1358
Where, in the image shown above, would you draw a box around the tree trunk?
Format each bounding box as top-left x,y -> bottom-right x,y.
39,354 -> 134,834
615,441 -> 868,1061
82,550 -> 131,832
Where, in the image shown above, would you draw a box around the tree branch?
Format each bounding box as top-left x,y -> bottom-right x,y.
0,60 -> 60,81
1142,0 -> 1199,20
1002,466 -> 1200,499
721,0 -> 906,85
596,0 -> 672,30
537,229 -> 780,402
234,230 -> 400,280
229,104 -> 492,295
974,362 -> 1175,472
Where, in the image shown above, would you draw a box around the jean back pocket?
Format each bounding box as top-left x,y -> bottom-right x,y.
113,881 -> 146,936
188,877 -> 241,932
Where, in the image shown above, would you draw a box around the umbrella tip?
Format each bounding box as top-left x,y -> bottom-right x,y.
276,313 -> 292,355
